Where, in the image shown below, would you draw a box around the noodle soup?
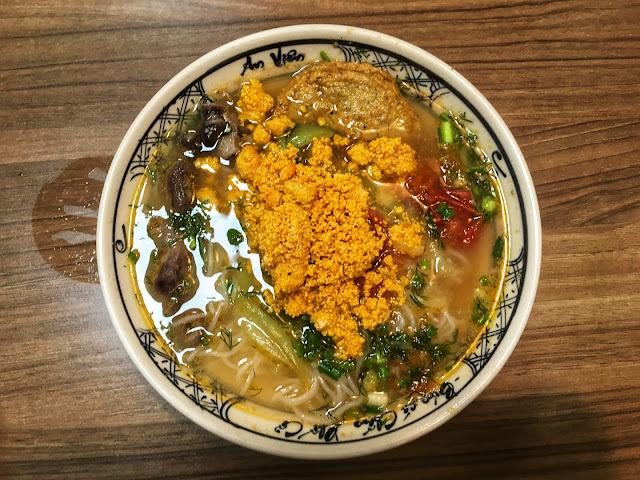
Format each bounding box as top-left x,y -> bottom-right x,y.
128,61 -> 507,424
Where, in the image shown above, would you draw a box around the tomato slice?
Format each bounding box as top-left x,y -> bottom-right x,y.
405,168 -> 483,247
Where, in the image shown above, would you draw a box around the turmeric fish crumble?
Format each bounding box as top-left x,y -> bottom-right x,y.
233,79 -> 421,358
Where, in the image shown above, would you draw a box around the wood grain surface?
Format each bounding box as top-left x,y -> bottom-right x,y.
1,1 -> 639,478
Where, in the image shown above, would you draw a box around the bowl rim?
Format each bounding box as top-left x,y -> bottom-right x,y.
97,24 -> 542,459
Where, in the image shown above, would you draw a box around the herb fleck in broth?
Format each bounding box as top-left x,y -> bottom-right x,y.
128,61 -> 508,424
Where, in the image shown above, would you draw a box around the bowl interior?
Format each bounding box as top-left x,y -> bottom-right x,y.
97,25 -> 541,459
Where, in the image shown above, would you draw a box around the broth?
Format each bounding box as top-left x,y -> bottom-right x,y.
128,62 -> 508,424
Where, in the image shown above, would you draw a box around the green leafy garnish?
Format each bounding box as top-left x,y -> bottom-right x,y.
320,50 -> 331,62
409,292 -> 426,308
200,334 -> 211,347
318,359 -> 354,380
425,211 -> 445,249
412,325 -> 450,363
410,271 -> 425,290
472,296 -> 490,326
436,202 -> 455,220
492,236 -> 505,259
479,275 -> 490,286
290,315 -> 355,380
220,326 -> 239,350
127,250 -> 139,264
363,404 -> 383,414
227,228 -> 244,246
459,112 -> 473,124
169,201 -> 210,250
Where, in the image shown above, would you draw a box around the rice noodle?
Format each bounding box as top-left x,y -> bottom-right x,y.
238,355 -> 263,397
399,303 -> 421,332
205,300 -> 225,332
354,353 -> 367,379
293,408 -> 334,426
328,396 -> 365,420
432,310 -> 456,340
199,347 -> 238,359
273,378 -> 321,407
204,239 -> 215,278
316,375 -> 348,406
222,357 -> 237,370
343,371 -> 359,394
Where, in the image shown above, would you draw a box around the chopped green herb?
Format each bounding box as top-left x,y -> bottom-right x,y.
425,211 -> 445,249
200,334 -> 211,347
292,316 -> 337,364
419,259 -> 430,269
227,228 -> 244,246
409,292 -> 426,308
318,359 -> 342,380
436,202 -> 455,220
468,163 -> 493,173
472,296 -> 490,326
169,201 -> 211,249
127,250 -> 139,264
479,275 -> 490,286
410,269 -> 425,290
220,326 -> 239,350
492,236 -> 505,259
397,377 -> 412,389
465,130 -> 478,147
377,364 -> 390,380
363,404 -> 383,415
320,50 -> 331,62
459,112 -> 473,124
316,357 -> 354,379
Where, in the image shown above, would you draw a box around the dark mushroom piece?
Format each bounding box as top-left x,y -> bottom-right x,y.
166,159 -> 195,215
167,308 -> 207,350
201,103 -> 228,148
145,242 -> 199,316
147,216 -> 179,249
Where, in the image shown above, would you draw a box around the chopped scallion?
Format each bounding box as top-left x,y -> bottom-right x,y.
127,250 -> 139,264
377,364 -> 390,380
492,236 -> 505,259
482,196 -> 497,214
438,120 -> 455,145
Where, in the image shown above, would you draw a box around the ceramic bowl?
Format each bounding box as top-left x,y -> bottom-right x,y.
97,24 -> 541,459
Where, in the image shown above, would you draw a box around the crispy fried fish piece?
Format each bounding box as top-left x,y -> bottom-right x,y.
274,62 -> 418,139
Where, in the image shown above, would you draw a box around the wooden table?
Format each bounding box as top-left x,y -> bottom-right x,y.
1,1 -> 639,478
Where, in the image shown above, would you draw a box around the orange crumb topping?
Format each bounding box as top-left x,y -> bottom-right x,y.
236,138 -> 406,358
237,79 -> 275,124
347,137 -> 417,180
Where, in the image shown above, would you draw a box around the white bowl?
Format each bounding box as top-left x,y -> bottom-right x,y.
97,24 -> 541,459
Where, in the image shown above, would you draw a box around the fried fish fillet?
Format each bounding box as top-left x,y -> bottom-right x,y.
274,62 -> 418,139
